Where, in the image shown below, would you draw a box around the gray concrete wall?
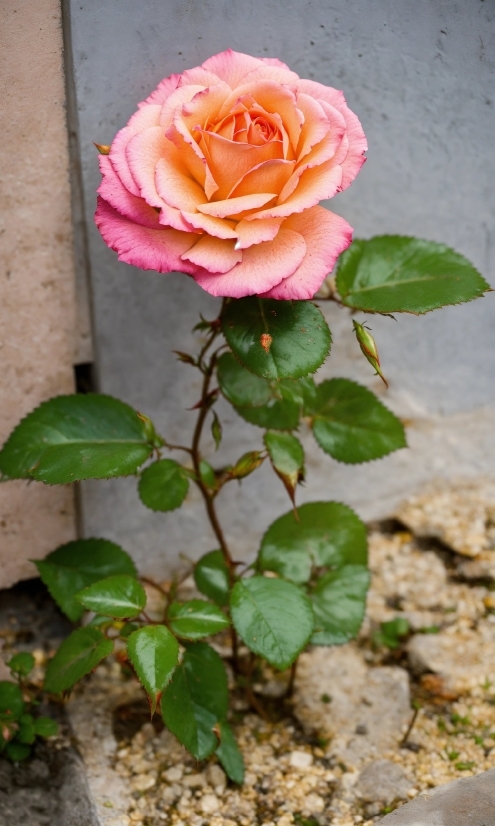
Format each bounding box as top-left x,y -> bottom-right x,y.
68,0 -> 495,577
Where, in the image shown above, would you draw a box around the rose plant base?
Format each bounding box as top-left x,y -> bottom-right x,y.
0,48 -> 490,781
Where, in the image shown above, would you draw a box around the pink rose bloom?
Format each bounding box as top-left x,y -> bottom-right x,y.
95,49 -> 366,299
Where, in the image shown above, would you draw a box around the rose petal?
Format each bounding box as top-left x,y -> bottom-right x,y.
139,74 -> 181,107
218,81 -> 303,151
109,105 -> 161,197
155,155 -> 205,212
182,211 -> 238,239
159,84 -> 205,132
197,192 -> 276,218
201,49 -> 268,88
260,206 -> 353,299
181,235 -> 242,273
249,160 -> 343,219
198,129 -> 283,200
241,64 -> 300,84
178,66 -> 223,87
97,156 -> 160,229
126,126 -> 170,208
192,227 -> 306,297
166,121 -> 207,187
95,197 -> 196,274
230,159 -> 295,199
296,93 -> 332,160
234,216 -> 283,249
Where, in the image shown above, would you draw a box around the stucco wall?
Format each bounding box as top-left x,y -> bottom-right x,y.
0,1 -> 78,587
69,0 -> 495,578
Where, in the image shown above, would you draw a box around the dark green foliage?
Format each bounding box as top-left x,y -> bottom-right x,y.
161,643 -> 229,760
194,551 -> 230,607
336,236 -> 489,314
76,575 -> 147,619
138,459 -> 189,511
258,502 -> 367,585
0,394 -> 159,483
126,626 -> 179,714
230,576 -> 314,670
168,600 -> 230,640
310,566 -> 370,645
222,298 -> 331,379
309,379 -> 406,463
44,628 -> 113,693
35,538 -> 136,622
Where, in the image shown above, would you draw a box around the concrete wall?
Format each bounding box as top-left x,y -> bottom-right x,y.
69,0 -> 495,577
0,0 -> 79,587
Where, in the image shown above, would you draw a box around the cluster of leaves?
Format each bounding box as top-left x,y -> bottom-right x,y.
0,235 -> 488,779
0,654 -> 58,762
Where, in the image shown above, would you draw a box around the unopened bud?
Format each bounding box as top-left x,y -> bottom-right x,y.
352,320 -> 388,387
93,142 -> 111,155
231,451 -> 264,480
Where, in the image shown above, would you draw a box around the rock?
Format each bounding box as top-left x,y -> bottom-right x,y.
130,773 -> 156,792
205,764 -> 227,792
407,623 -> 495,691
457,552 -> 495,581
356,760 -> 411,805
376,767 -> 495,825
289,750 -> 313,769
396,480 -> 495,558
294,645 -> 411,769
162,765 -> 183,783
182,772 -> 207,788
200,793 -> 220,815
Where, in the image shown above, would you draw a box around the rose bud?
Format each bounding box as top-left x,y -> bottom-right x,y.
352,320 -> 388,387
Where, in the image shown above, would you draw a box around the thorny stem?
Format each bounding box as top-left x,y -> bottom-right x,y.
401,704 -> 421,747
190,315 -> 239,669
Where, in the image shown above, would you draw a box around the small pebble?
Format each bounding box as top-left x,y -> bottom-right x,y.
289,750 -> 313,769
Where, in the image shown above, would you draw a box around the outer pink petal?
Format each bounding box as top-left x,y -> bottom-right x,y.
178,66 -> 223,87
234,216 -> 284,249
181,235 -> 242,273
95,197 -> 196,274
97,156 -> 160,229
139,73 -> 181,107
260,206 -> 352,300
200,49 -> 268,88
192,227 -> 306,297
240,64 -> 300,84
296,78 -> 367,190
159,85 -> 205,131
109,105 -> 161,197
197,192 -> 276,218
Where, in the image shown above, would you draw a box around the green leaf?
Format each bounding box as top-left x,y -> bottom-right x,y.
336,236 -> 489,315
310,565 -> 370,645
126,625 -> 179,714
168,600 -> 230,640
44,628 -> 113,693
373,617 -> 410,649
34,716 -> 59,738
8,652 -> 35,678
0,394 -> 158,484
76,575 -> 146,619
310,379 -> 406,464
120,621 -> 139,638
215,721 -> 244,784
0,682 -> 24,722
18,714 -> 36,745
161,642 -> 228,760
5,742 -> 31,762
35,538 -> 137,622
258,502 -> 367,585
230,576 -> 314,670
222,298 -> 331,380
194,551 -> 230,607
217,352 -> 302,430
211,411 -> 222,450
264,431 -> 304,504
138,459 -> 189,512
199,459 -> 216,488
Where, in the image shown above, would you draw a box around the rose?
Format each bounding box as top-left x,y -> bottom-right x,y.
95,49 -> 366,299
